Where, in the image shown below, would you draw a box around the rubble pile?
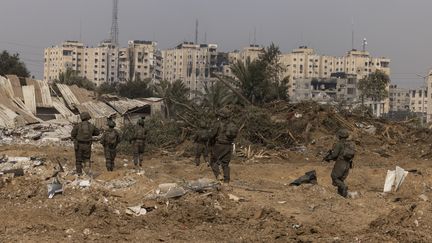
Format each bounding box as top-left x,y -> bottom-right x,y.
0,123 -> 73,146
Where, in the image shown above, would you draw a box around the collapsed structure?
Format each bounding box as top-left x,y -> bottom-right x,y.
0,75 -> 163,129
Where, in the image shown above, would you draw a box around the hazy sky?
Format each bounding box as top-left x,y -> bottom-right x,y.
0,0 -> 431,88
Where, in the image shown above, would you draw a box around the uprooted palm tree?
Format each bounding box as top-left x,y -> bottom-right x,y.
217,43 -> 289,105
153,79 -> 190,118
195,81 -> 236,113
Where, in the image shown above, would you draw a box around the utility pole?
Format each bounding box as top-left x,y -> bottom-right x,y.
416,74 -> 430,127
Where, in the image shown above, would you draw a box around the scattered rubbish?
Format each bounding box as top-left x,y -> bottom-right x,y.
157,183 -> 179,194
347,191 -> 360,199
79,180 -> 91,188
228,193 -> 245,202
278,201 -> 287,204
289,170 -> 317,186
1,168 -> 24,177
383,166 -> 409,193
83,228 -> 91,235
214,202 -> 223,211
292,224 -> 302,229
126,205 -> 147,216
48,178 -> 63,199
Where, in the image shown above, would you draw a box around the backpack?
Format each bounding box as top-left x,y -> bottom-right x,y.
105,129 -> 119,148
77,122 -> 93,141
343,140 -> 356,160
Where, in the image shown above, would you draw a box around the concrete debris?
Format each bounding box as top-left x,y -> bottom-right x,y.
79,180 -> 91,188
165,186 -> 187,198
157,183 -> 179,194
355,122 -> 376,135
383,166 -> 409,193
126,205 -> 147,216
347,191 -> 360,199
228,193 -> 246,202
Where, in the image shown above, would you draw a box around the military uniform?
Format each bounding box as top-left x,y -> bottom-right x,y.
100,120 -> 121,171
71,112 -> 100,175
210,109 -> 238,183
193,122 -> 210,166
131,118 -> 146,167
325,129 -> 353,197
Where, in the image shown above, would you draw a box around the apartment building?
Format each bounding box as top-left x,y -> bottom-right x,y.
44,40 -> 160,86
389,84 -> 410,112
409,88 -> 427,113
161,42 -> 218,96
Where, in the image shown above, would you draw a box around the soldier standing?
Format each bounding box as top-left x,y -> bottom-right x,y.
324,129 -> 355,198
193,121 -> 210,166
100,119 -> 121,171
71,112 -> 100,175
131,117 -> 146,168
209,108 -> 238,184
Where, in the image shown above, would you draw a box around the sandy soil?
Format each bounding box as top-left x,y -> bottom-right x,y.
0,138 -> 431,242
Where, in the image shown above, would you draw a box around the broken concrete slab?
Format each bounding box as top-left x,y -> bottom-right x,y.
383,166 -> 409,193
126,205 -> 147,216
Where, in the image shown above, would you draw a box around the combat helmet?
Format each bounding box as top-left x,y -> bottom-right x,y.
80,112 -> 91,121
337,129 -> 349,139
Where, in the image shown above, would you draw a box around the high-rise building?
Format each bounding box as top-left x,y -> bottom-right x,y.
389,84 -> 410,112
161,42 -> 218,96
44,40 -> 161,86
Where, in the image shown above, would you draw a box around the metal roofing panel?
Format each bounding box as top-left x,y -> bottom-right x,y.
52,97 -> 80,123
107,99 -> 149,115
56,83 -> 80,109
69,85 -> 93,103
37,80 -> 53,107
0,76 -> 14,97
6,75 -> 23,100
22,85 -> 37,114
77,101 -> 117,119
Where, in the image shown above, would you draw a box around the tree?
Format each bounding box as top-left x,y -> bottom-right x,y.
97,82 -> 118,95
56,68 -> 95,90
358,70 -> 390,104
197,81 -> 235,112
0,51 -> 30,77
223,43 -> 289,105
117,79 -> 153,98
153,80 -> 190,118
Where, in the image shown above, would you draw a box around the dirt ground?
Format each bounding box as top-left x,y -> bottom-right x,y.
1,136 -> 432,242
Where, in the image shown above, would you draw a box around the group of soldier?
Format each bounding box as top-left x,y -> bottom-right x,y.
71,108 -> 355,197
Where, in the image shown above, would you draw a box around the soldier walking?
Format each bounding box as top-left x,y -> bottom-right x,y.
71,112 -> 100,175
209,108 -> 238,184
324,129 -> 355,197
100,119 -> 121,171
131,117 -> 146,169
193,121 -> 210,166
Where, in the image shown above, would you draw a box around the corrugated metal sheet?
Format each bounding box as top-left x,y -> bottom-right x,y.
56,83 -> 81,109
52,97 -> 80,123
77,101 -> 117,118
108,99 -> 149,115
26,79 -> 53,108
22,85 -> 36,114
70,85 -> 93,104
37,80 -> 53,107
0,104 -> 19,128
6,75 -> 23,100
0,76 -> 14,97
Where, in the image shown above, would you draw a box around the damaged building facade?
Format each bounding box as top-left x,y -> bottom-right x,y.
0,75 -> 163,129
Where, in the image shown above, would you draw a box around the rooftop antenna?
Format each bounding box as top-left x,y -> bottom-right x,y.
248,32 -> 251,46
351,16 -> 355,50
79,18 -> 82,42
253,27 -> 257,46
195,19 -> 199,44
110,0 -> 119,46
362,38 -> 367,52
204,32 -> 207,44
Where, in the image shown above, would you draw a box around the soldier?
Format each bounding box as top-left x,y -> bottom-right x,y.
209,108 -> 238,184
71,112 -> 100,175
193,121 -> 210,166
324,129 -> 355,198
100,119 -> 121,171
131,117 -> 146,168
